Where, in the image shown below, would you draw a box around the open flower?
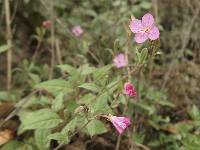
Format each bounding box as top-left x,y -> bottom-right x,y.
129,13 -> 160,43
109,115 -> 131,134
72,25 -> 83,37
42,20 -> 52,29
113,53 -> 128,68
124,82 -> 137,97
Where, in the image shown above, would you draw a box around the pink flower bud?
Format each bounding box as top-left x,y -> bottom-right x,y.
113,53 -> 128,68
124,82 -> 137,97
42,20 -> 52,29
72,25 -> 83,37
110,115 -> 131,134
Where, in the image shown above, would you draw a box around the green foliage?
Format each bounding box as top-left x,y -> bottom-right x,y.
86,119 -> 108,136
34,79 -> 73,96
18,109 -> 62,131
34,129 -> 51,150
79,83 -> 100,92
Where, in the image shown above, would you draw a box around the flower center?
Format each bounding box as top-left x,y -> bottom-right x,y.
144,27 -> 151,33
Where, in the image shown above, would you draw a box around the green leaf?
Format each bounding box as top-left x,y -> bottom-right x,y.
19,109 -> 62,130
0,44 -> 11,54
62,116 -> 87,134
140,48 -> 148,64
77,93 -> 95,105
140,1 -> 151,9
52,93 -> 64,112
34,129 -> 51,150
86,119 -> 107,136
90,93 -> 112,114
57,64 -> 78,76
114,39 -> 121,51
106,80 -> 120,93
34,79 -> 73,96
78,64 -> 96,75
1,140 -> 23,150
132,132 -> 145,144
79,83 -> 100,92
66,100 -> 78,113
92,65 -> 112,80
48,132 -> 69,144
188,105 -> 200,121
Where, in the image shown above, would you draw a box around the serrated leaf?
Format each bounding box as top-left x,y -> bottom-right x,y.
86,120 -> 107,136
34,79 -> 73,96
79,83 -> 100,92
52,93 -> 64,112
19,109 -> 62,130
34,129 -> 51,150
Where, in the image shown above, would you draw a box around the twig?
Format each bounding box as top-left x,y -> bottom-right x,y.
48,0 -> 55,79
115,134 -> 122,150
4,0 -> 13,90
55,39 -> 63,65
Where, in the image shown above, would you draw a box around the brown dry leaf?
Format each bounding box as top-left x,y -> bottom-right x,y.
0,129 -> 14,146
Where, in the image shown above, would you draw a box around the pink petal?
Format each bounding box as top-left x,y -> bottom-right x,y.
148,25 -> 160,40
113,53 -> 128,68
110,116 -> 131,134
129,19 -> 143,33
142,13 -> 154,28
72,26 -> 83,37
112,120 -> 125,134
134,33 -> 148,43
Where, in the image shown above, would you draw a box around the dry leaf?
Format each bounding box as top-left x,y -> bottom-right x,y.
0,129 -> 14,146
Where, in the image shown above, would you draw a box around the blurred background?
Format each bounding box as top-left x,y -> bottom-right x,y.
0,0 -> 200,150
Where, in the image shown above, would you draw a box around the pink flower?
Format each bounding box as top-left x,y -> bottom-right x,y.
72,25 -> 83,37
42,20 -> 52,29
113,53 -> 128,68
129,13 -> 160,43
124,82 -> 137,97
110,115 -> 131,134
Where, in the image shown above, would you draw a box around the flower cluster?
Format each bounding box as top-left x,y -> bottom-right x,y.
109,13 -> 159,134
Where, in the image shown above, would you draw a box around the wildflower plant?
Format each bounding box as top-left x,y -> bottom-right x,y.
2,10 -> 181,150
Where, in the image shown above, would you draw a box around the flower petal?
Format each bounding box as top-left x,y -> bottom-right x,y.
142,13 -> 154,28
129,19 -> 143,33
113,53 -> 128,68
148,25 -> 160,40
134,33 -> 148,43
